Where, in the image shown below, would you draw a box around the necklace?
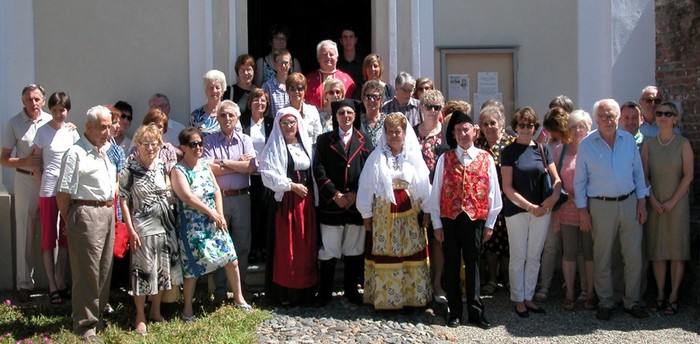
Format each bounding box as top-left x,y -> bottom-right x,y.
657,134 -> 675,147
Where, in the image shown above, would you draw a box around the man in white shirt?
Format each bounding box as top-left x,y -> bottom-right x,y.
1,84 -> 52,303
56,105 -> 117,342
148,93 -> 187,146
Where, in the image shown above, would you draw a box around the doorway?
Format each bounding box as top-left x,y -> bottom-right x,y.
247,0 -> 372,74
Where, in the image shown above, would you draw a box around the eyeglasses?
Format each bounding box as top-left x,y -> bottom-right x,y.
337,110 -> 355,116
364,94 -> 381,101
185,141 -> 204,148
643,98 -> 661,105
288,85 -> 305,92
279,120 -> 297,128
655,111 -> 677,117
517,123 -> 535,129
120,113 -> 133,121
277,60 -> 290,66
139,141 -> 160,149
423,104 -> 442,112
597,114 -> 617,122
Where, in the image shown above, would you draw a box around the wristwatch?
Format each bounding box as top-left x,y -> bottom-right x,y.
218,159 -> 225,169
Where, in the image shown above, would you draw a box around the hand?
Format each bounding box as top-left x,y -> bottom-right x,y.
541,195 -> 558,213
363,218 -> 373,232
650,196 -> 664,214
579,209 -> 592,232
239,154 -> 254,162
422,213 -> 431,228
24,155 -> 42,168
210,212 -> 227,231
64,122 -> 77,131
530,204 -> 547,217
637,200 -> 647,225
434,228 -> 444,243
343,191 -> 357,208
482,227 -> 494,243
130,232 -> 142,252
659,199 -> 676,213
333,193 -> 348,208
291,183 -> 308,198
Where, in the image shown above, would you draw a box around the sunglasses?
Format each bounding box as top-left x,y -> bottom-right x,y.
288,85 -> 305,92
185,141 -> 204,148
643,98 -> 661,105
517,123 -> 535,129
337,109 -> 355,116
655,111 -> 677,117
120,113 -> 133,121
423,104 -> 442,112
364,94 -> 381,101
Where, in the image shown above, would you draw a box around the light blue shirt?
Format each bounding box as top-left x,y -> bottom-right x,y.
639,120 -> 680,138
573,129 -> 648,208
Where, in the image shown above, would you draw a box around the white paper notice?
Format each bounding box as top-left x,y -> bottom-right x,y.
448,74 -> 470,102
477,72 -> 498,94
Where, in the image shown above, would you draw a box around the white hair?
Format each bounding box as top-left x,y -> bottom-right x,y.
217,100 -> 241,117
86,105 -> 111,124
568,109 -> 592,130
203,69 -> 227,89
592,99 -> 620,118
316,40 -> 338,57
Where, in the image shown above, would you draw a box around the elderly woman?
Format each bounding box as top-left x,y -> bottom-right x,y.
318,78 -> 346,133
259,107 -> 318,306
413,89 -> 448,302
171,127 -> 250,321
305,40 -> 355,109
254,25 -> 302,87
31,92 -> 80,304
502,107 -> 561,318
357,112 -> 432,310
473,105 -> 516,297
642,101 -> 693,315
120,124 -> 182,335
190,69 -> 226,135
286,72 -> 322,144
357,80 -> 387,148
223,54 -> 256,114
413,77 -> 434,101
554,110 -> 596,311
263,49 -> 292,118
352,54 -> 395,100
128,109 -> 179,171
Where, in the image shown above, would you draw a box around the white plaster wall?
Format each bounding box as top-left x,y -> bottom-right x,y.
433,0 -> 579,116
34,0 -> 191,136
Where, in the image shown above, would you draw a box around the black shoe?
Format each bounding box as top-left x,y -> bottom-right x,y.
515,307 -> 529,318
596,307 -> 612,321
312,295 -> 332,308
526,305 -> 546,314
470,316 -> 491,330
624,305 -> 649,319
447,317 -> 461,328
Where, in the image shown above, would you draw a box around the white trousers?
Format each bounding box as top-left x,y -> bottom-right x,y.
318,224 -> 365,260
14,172 -> 41,290
506,211 -> 551,302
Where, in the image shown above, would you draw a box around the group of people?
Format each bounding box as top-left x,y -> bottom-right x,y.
1,24 -> 693,341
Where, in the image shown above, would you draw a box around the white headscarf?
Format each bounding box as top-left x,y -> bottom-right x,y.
259,107 -> 317,203
364,112 -> 429,204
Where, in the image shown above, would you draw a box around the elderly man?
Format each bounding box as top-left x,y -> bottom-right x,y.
620,101 -> 644,148
312,99 -> 372,306
1,84 -> 52,303
305,40 -> 356,109
203,100 -> 256,301
148,93 -> 187,146
574,99 -> 649,321
429,111 -> 502,329
56,105 -> 117,342
382,71 -> 422,126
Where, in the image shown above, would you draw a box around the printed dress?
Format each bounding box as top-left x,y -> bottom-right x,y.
174,161 -> 238,278
120,158 -> 182,295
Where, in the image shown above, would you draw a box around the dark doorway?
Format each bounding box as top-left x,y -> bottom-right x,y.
247,0 -> 372,74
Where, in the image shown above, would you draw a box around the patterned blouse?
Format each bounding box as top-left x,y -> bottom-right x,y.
474,132 -> 516,182
360,112 -> 387,148
190,105 -> 220,135
413,124 -> 443,180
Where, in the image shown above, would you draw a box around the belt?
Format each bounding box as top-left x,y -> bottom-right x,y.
222,187 -> 249,196
73,199 -> 114,207
592,191 -> 634,202
16,168 -> 33,175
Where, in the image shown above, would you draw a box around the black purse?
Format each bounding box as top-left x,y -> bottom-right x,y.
539,144 -> 568,211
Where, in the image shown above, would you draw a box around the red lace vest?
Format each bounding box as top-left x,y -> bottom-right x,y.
439,149 -> 491,220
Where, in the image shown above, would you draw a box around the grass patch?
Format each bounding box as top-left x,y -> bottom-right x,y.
0,293 -> 270,344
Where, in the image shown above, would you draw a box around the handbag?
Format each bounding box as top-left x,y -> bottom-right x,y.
538,144 -> 568,211
113,196 -> 130,258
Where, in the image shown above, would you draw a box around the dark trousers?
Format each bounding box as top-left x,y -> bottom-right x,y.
442,213 -> 485,321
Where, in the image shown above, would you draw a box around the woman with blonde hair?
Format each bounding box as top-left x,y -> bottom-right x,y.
318,78 -> 346,133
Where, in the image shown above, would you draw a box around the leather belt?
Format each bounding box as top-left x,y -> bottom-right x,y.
592,191 -> 634,202
222,187 -> 249,196
16,168 -> 33,175
73,199 -> 114,207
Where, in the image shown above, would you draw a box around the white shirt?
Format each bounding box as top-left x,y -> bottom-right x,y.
58,137 -> 116,201
2,110 -> 52,159
339,127 -> 353,145
300,103 -> 322,144
249,121 -> 266,155
33,124 -> 80,197
164,119 -> 187,146
428,145 -> 503,229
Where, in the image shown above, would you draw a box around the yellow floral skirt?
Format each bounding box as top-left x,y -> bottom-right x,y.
364,189 -> 431,309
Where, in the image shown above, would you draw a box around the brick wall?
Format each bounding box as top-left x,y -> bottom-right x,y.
656,0 -> 700,203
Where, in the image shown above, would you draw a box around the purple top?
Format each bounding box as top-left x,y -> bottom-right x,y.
203,131 -> 255,190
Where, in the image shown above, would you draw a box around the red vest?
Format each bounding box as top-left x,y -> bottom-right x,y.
439,149 -> 491,221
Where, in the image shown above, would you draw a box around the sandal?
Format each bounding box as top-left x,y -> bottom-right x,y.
562,298 -> 575,311
534,288 -> 548,302
58,287 -> 71,300
664,301 -> 679,315
235,302 -> 253,313
49,290 -> 63,305
650,299 -> 666,312
481,281 -> 498,296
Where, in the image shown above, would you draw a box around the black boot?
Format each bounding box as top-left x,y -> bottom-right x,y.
344,255 -> 364,304
314,258 -> 336,307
